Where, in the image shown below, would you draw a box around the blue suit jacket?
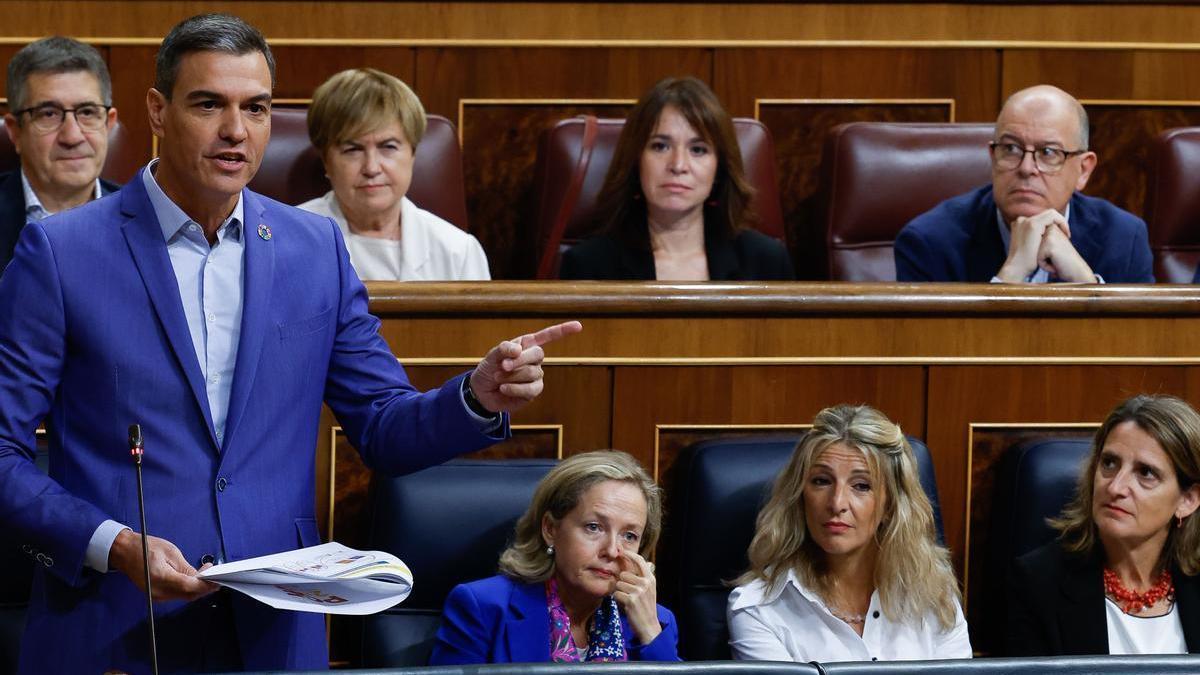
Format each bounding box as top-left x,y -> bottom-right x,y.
894,185 -> 1154,282
0,169 -> 120,275
0,173 -> 506,673
429,575 -> 681,664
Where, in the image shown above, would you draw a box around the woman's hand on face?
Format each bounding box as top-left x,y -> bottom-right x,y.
614,549 -> 662,645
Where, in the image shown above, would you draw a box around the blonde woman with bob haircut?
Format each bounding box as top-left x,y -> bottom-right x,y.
299,68 -> 489,280
728,404 -> 971,662
430,451 -> 680,664
1005,395 -> 1200,656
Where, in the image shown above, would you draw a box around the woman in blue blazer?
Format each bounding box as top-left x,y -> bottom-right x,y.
429,451 -> 681,663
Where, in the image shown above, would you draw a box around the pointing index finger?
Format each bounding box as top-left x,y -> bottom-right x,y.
517,321 -> 583,350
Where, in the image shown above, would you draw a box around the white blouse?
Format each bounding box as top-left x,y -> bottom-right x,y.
727,569 -> 972,662
298,192 -> 490,281
1106,598 -> 1187,655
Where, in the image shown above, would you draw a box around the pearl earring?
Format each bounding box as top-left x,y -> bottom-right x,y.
545,545 -> 555,556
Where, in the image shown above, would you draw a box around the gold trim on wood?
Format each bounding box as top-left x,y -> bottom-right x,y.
653,423 -> 811,481
456,98 -> 636,146
961,421 -> 1100,608
10,37 -> 1200,51
1081,99 -> 1200,107
397,356 -> 1200,367
754,97 -> 957,122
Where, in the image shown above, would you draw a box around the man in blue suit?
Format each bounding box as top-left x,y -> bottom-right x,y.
1,36 -> 121,275
0,14 -> 579,674
895,85 -> 1153,283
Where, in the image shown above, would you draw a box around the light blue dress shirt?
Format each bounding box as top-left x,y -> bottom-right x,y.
21,170 -> 102,222
86,161 -> 245,572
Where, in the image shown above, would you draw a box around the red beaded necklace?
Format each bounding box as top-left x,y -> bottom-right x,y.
1103,567 -> 1175,615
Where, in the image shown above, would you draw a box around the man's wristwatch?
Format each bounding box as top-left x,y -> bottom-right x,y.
464,376 -> 499,419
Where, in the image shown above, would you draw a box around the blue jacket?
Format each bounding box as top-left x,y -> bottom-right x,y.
895,185 -> 1154,282
429,574 -> 681,664
0,173 -> 506,673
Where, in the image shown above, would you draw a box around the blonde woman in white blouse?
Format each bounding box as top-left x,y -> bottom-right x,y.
300,68 -> 489,281
727,404 -> 971,662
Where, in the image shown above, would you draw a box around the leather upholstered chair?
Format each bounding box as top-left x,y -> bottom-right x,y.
659,433 -> 942,661
1144,127 -> 1200,283
361,459 -> 556,667
803,122 -> 995,281
0,444 -> 49,672
974,437 -> 1092,655
247,107 -> 469,229
0,119 -> 143,184
530,116 -> 786,278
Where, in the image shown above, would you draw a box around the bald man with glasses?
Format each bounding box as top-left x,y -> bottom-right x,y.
895,85 -> 1153,283
1,36 -> 119,275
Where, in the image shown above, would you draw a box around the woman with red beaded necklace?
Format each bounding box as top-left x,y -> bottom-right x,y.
1005,395 -> 1200,656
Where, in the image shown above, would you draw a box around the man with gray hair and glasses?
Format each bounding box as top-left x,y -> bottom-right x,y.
895,85 -> 1152,283
1,36 -> 119,274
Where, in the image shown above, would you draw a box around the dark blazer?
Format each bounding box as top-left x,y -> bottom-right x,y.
429,574 -> 681,664
0,169 -> 120,275
894,184 -> 1154,283
1004,541 -> 1200,656
559,228 -> 794,281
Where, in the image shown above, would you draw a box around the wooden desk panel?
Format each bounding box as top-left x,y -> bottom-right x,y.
319,282 -> 1200,586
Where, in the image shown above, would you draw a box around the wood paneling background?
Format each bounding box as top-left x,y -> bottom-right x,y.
304,282 -> 1200,663
5,1 -> 1200,277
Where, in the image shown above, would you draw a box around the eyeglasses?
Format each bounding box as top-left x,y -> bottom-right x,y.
15,103 -> 110,133
989,141 -> 1087,174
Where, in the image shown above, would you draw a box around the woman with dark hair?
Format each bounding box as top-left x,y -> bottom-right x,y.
1005,395 -> 1200,655
559,77 -> 792,281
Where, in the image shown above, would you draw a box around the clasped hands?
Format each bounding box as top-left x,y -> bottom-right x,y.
996,209 -> 1097,283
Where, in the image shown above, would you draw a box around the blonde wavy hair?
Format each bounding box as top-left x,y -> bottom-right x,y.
499,450 -> 663,583
735,404 -> 960,630
1050,395 -> 1200,575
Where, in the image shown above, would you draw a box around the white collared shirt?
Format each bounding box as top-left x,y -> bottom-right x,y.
21,170 -> 103,222
727,568 -> 972,662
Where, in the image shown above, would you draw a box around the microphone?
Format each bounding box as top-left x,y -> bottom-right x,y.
129,424 -> 159,675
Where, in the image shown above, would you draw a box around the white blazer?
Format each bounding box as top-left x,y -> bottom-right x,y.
299,191 -> 491,281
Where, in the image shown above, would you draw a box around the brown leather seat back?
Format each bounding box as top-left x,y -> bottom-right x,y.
810,122 -> 995,281
0,119 -> 143,184
1144,127 -> 1200,283
530,116 -> 786,279
248,107 -> 469,229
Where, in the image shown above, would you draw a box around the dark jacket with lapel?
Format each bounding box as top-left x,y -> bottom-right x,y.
894,184 -> 1154,283
429,574 -> 681,664
559,228 -> 794,280
1004,541 -> 1200,656
0,169 -> 120,275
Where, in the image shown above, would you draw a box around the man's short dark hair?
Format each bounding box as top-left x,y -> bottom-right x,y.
155,13 -> 276,100
6,36 -> 112,112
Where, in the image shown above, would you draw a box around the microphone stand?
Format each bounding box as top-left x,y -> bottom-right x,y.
129,424 -> 159,675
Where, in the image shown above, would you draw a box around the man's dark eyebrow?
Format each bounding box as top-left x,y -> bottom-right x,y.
184,89 -> 227,102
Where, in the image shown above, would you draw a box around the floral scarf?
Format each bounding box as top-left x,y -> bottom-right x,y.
546,577 -> 628,662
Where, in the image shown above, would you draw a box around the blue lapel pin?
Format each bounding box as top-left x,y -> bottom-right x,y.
257,223 -> 272,241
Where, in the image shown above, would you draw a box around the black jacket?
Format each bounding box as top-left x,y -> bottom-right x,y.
1004,541 -> 1200,656
0,169 -> 121,275
559,228 -> 794,281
